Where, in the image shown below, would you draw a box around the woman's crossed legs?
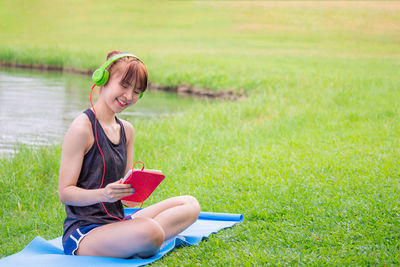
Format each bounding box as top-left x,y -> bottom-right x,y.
76,195 -> 200,258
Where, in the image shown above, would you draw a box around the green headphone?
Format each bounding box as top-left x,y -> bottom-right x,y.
92,53 -> 143,99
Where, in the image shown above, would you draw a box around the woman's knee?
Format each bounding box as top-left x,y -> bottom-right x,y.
133,217 -> 165,248
181,195 -> 201,219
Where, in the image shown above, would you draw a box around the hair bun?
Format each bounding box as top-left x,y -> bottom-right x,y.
106,50 -> 123,60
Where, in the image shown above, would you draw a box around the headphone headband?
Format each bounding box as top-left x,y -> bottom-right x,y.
100,53 -> 138,72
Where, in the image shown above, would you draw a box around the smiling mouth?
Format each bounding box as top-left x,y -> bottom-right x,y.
116,98 -> 128,107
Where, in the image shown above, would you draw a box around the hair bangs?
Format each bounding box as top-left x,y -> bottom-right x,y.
120,60 -> 148,93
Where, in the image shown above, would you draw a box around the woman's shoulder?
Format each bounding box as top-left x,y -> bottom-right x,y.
64,113 -> 93,144
62,113 -> 94,154
118,118 -> 134,140
71,113 -> 92,133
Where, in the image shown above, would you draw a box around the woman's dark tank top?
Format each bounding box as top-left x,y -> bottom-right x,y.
62,109 -> 127,246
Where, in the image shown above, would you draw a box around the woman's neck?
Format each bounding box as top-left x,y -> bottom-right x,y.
92,100 -> 116,126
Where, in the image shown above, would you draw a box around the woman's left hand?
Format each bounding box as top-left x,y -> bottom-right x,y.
101,180 -> 135,202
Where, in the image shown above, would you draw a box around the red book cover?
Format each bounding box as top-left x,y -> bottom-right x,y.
120,169 -> 165,202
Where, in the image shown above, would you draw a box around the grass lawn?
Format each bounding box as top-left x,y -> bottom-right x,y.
0,1 -> 399,265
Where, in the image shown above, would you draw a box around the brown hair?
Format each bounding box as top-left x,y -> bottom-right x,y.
105,50 -> 148,93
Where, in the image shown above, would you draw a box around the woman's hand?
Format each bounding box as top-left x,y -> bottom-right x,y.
102,180 -> 135,202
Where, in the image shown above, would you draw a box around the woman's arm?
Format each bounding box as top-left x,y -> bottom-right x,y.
121,120 -> 141,207
58,115 -> 131,206
123,120 -> 135,176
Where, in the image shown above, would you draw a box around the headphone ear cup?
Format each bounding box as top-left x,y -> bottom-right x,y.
139,92 -> 143,99
92,69 -> 109,86
92,68 -> 104,85
98,70 -> 109,86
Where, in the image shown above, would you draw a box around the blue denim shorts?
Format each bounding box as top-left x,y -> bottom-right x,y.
63,224 -> 102,255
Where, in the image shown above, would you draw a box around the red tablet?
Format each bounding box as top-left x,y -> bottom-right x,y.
120,169 -> 165,202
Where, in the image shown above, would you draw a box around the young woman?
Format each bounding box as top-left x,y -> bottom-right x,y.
58,51 -> 200,258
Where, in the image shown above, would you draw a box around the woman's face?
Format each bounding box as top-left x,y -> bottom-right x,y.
101,69 -> 142,113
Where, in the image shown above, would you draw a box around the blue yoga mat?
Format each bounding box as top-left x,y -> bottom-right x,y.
0,209 -> 243,267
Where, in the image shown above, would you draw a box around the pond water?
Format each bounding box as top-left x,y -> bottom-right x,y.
0,68 -> 205,155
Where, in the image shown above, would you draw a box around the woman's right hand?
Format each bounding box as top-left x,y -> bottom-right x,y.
102,180 -> 134,202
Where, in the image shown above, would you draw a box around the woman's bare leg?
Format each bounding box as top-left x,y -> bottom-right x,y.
76,217 -> 164,258
76,195 -> 200,258
132,195 -> 200,239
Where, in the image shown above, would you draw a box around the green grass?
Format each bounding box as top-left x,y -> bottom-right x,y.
1,0 -> 400,265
